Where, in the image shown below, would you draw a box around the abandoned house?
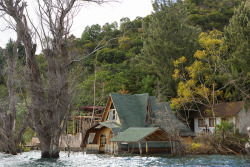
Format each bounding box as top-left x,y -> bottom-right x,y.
59,106 -> 105,150
82,93 -> 195,154
31,106 -> 105,150
192,101 -> 250,134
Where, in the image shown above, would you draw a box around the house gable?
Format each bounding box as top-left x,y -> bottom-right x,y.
102,96 -> 121,125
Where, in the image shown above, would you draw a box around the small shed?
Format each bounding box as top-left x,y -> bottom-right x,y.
110,127 -> 172,154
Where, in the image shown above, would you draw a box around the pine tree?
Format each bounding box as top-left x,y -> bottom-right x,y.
142,0 -> 201,100
223,1 -> 250,100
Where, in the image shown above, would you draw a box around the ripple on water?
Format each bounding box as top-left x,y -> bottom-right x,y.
0,151 -> 249,167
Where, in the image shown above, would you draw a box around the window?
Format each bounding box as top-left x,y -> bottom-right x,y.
108,109 -> 117,120
198,119 -> 205,127
112,110 -> 116,120
100,134 -> 107,148
209,118 -> 215,127
107,103 -> 117,121
221,118 -> 228,122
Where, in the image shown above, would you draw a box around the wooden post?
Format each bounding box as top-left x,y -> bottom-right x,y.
146,142 -> 149,154
73,118 -> 75,135
114,142 -> 117,155
139,142 -> 142,156
67,121 -> 68,135
77,118 -> 79,134
80,116 -> 82,134
112,142 -> 114,155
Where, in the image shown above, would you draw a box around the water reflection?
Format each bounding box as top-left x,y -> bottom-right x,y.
0,151 -> 248,167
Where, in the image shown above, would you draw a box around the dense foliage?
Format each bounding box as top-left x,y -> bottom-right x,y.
185,0 -> 243,31
72,0 -> 249,108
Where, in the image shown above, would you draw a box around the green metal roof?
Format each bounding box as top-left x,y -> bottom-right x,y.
110,93 -> 149,130
99,122 -> 121,128
149,96 -> 195,137
105,93 -> 194,138
110,127 -> 159,143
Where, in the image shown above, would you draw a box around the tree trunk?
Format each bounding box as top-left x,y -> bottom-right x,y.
7,140 -> 17,155
40,135 -> 60,158
0,37 -> 29,155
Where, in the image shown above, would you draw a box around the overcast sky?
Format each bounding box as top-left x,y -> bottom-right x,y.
0,0 -> 153,49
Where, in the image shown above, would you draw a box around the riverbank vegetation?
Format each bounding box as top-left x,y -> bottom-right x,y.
0,0 -> 249,158
186,121 -> 248,155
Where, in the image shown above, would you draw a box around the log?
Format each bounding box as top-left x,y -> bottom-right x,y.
223,146 -> 240,155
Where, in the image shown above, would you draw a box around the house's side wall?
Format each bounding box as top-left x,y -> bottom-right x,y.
194,117 -> 219,134
236,108 -> 250,134
59,133 -> 82,148
194,117 -> 235,134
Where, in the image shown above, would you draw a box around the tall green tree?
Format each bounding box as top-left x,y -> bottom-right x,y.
142,0 -> 201,101
223,1 -> 250,101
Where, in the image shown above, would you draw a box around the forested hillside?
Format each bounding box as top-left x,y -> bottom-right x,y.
1,0 -> 247,105
71,0 -> 249,108
0,0 -> 248,108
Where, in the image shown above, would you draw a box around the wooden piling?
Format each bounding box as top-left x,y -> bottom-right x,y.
146,142 -> 148,154
80,116 -> 82,133
73,118 -> 75,135
139,142 -> 142,155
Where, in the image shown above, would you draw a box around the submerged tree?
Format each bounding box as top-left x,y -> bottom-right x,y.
152,101 -> 195,156
0,39 -> 29,155
0,0 -> 118,158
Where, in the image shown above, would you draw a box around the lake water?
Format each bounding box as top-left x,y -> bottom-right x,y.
0,151 -> 249,167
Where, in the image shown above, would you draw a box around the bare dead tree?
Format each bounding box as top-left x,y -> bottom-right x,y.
152,103 -> 187,156
0,0 -> 119,158
0,38 -> 29,155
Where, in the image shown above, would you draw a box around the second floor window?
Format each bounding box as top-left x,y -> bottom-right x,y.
108,109 -> 117,120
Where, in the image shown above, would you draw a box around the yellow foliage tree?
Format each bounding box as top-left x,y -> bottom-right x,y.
171,30 -> 227,123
